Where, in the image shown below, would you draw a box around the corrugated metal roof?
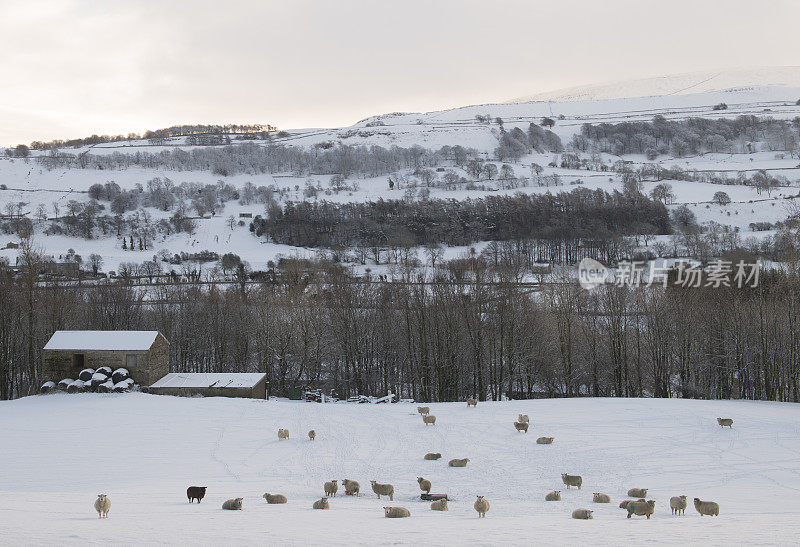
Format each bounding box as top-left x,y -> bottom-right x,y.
43,331 -> 161,351
149,373 -> 266,389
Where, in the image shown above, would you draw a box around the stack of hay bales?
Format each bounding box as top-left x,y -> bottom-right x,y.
45,367 -> 136,395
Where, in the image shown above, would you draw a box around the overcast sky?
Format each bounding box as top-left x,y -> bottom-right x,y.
2,0 -> 799,146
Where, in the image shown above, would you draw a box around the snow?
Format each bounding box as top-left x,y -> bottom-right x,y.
43,331 -> 160,352
149,373 -> 266,389
1,394 -> 799,545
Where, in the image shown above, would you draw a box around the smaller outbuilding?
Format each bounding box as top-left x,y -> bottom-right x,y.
147,373 -> 268,399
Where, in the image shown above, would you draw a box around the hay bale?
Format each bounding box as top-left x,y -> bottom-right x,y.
78,368 -> 95,382
40,381 -> 56,394
67,379 -> 85,393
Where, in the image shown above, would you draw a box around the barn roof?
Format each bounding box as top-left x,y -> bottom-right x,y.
149,373 -> 266,389
43,331 -> 162,351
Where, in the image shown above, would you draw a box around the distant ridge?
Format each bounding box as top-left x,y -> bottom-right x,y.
508,66 -> 800,103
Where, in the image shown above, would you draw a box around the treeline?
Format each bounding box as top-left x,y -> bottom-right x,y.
572,115 -> 800,158
35,142 -> 482,178
27,124 -> 276,151
494,123 -> 564,161
252,189 -> 671,259
2,253 -> 800,404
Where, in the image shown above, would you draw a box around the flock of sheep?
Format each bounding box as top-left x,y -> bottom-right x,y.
90,402 -> 731,522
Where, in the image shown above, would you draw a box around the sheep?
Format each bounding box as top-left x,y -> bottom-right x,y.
370,481 -> 394,501
383,506 -> 411,518
561,473 -> 582,489
423,453 -> 442,460
94,494 -> 111,518
518,414 -> 530,424
222,498 -> 243,510
670,495 -> 687,515
626,500 -> 656,519
324,480 -> 338,497
430,499 -> 449,511
187,486 -> 206,503
263,493 -> 288,504
467,398 -> 477,407
308,429 -> 316,441
341,479 -> 360,496
593,493 -> 611,503
572,508 -> 593,520
514,421 -> 529,433
312,497 -> 330,510
627,488 -> 648,498
417,477 -> 432,494
717,417 -> 733,428
694,498 -> 719,516
277,428 -> 289,440
422,415 -> 437,426
417,406 -> 430,415
473,496 -> 490,518
536,437 -> 554,445
619,499 -> 645,510
545,490 -> 561,501
448,458 -> 470,467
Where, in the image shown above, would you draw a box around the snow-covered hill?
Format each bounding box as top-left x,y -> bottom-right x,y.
508,66 -> 800,103
1,394 -> 799,544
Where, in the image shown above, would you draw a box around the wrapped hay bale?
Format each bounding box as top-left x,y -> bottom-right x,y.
97,380 -> 115,393
57,378 -> 74,391
111,368 -> 130,384
67,379 -> 85,393
96,366 -> 113,377
90,372 -> 109,388
78,368 -> 95,382
40,381 -> 56,394
113,379 -> 135,393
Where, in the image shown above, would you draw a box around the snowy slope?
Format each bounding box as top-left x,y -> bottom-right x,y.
509,66 -> 800,103
1,394 -> 799,545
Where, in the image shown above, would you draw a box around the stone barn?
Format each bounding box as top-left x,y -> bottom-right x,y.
147,373 -> 268,399
42,330 -> 169,386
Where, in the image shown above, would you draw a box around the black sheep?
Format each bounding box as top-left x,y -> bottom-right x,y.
187,486 -> 207,503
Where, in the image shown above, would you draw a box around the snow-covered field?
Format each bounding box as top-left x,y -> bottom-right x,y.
1,394 -> 799,545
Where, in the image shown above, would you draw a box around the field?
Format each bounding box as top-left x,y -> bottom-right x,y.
2,394 -> 799,545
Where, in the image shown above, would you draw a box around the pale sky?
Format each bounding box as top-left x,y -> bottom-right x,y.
2,0 -> 799,146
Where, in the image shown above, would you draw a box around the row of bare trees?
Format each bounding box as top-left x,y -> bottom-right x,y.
2,250 -> 799,403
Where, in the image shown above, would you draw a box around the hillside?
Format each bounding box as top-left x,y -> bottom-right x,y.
1,394 -> 798,544
1,84 -> 799,275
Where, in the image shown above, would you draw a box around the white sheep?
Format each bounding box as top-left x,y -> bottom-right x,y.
467,398 -> 478,407
383,506 -> 411,518
448,458 -> 470,467
626,500 -> 656,519
312,497 -> 329,510
417,406 -> 430,415
324,480 -> 338,497
417,477 -> 432,494
341,478 -> 360,496
717,417 -> 733,428
572,508 -> 593,519
619,499 -> 644,509
670,495 -> 687,515
308,429 -> 316,441
694,498 -> 719,516
277,428 -> 289,440
593,493 -> 610,503
474,496 -> 490,517
545,490 -> 561,501
627,488 -> 648,498
514,421 -> 529,433
518,414 -> 530,423
94,494 -> 110,518
561,473 -> 582,489
430,499 -> 449,511
536,437 -> 554,444
423,452 -> 442,460
222,498 -> 243,510
370,480 -> 394,500
263,493 -> 287,504
422,415 -> 437,426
